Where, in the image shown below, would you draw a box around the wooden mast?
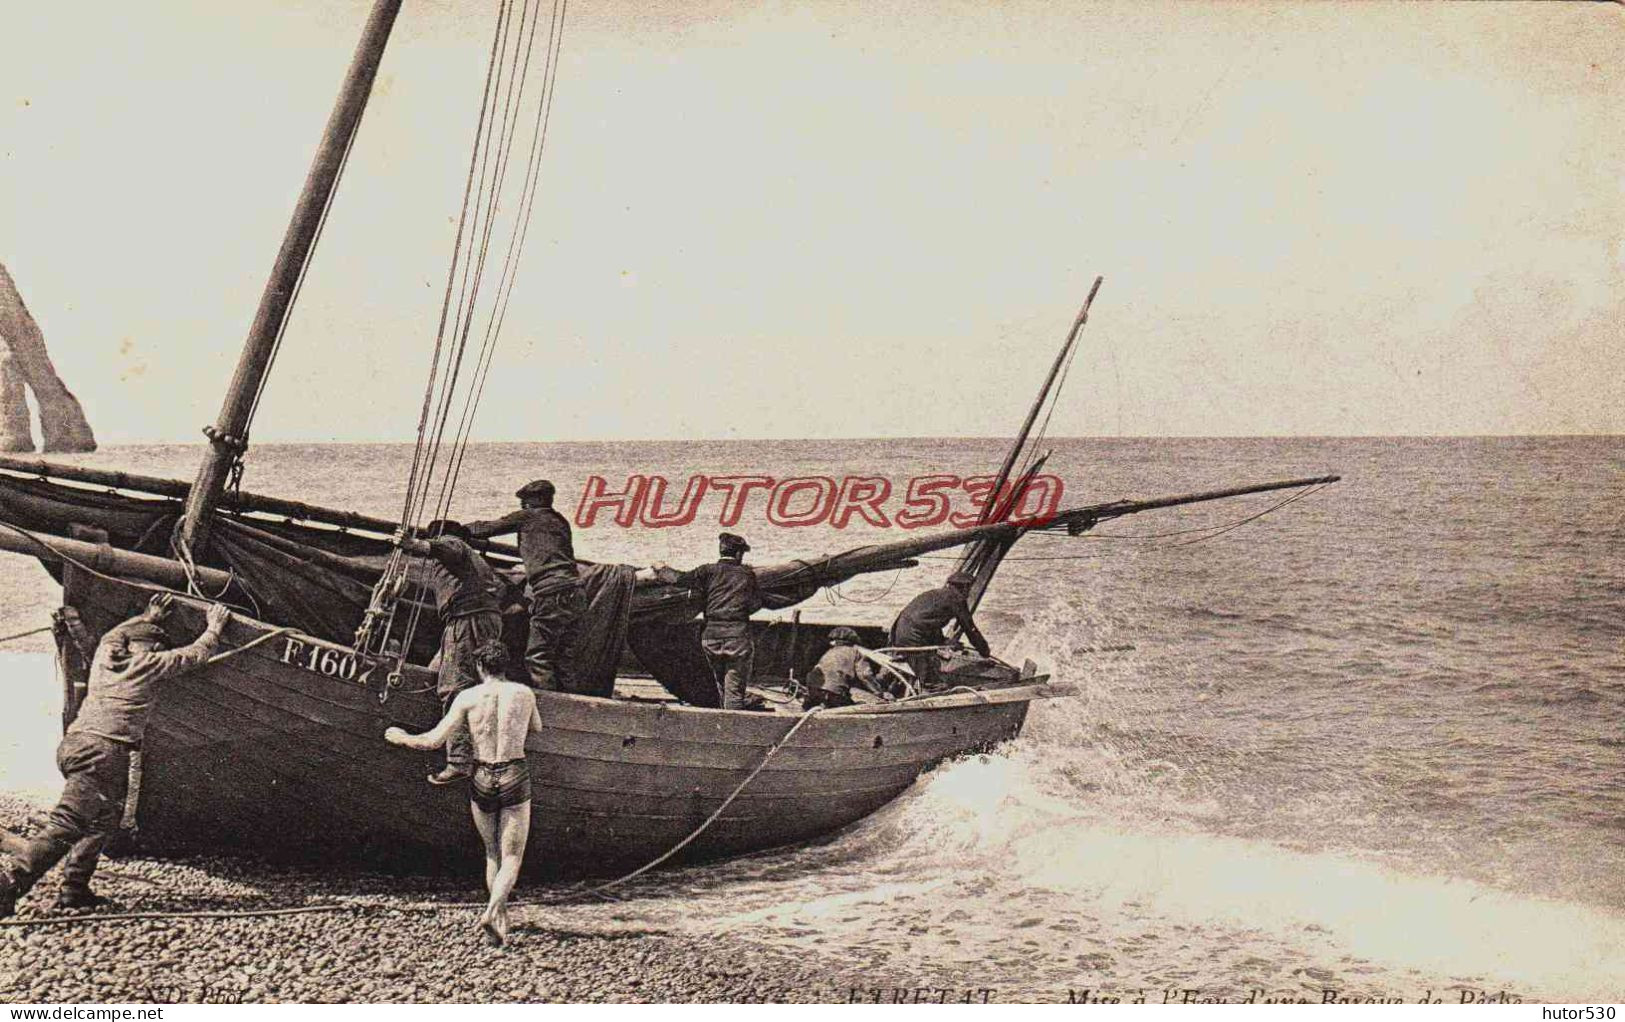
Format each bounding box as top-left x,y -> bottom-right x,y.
178,0 -> 405,556
977,276 -> 1104,530
954,276 -> 1104,615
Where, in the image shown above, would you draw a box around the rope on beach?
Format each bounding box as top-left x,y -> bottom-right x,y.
534,704 -> 826,905
0,903 -> 371,929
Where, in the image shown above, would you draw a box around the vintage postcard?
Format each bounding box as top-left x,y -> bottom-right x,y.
0,0 -> 1620,1008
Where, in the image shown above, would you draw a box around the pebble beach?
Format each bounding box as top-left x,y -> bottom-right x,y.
0,793 -> 842,1004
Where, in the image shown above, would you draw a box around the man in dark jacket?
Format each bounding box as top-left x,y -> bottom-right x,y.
670,532 -> 764,709
399,519 -> 506,784
803,626 -> 888,709
888,571 -> 991,688
467,479 -> 582,692
0,595 -> 229,916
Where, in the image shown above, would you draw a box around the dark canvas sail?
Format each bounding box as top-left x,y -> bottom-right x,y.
0,466 -> 1337,706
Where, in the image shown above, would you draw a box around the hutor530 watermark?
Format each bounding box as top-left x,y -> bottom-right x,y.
573,474 -> 1065,530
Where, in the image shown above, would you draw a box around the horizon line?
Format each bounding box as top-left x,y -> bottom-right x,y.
57,432 -> 1625,447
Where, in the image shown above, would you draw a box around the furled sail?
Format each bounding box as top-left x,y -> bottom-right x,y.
0,460 -> 1336,705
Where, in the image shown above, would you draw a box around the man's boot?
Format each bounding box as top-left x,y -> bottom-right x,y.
427,764 -> 471,785
429,708 -> 473,785
0,851 -> 37,919
53,884 -> 111,912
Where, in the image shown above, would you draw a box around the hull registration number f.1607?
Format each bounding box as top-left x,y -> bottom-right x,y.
280,636 -> 375,685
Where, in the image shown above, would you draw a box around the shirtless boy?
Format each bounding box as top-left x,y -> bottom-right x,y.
385,640 -> 542,944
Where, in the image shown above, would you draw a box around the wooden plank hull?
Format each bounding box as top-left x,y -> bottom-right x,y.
63,575 -> 1042,878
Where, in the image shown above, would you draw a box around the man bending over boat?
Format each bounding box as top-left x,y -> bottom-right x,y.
888,571 -> 991,688
385,640 -> 540,946
467,479 -> 583,692
803,627 -> 891,709
397,518 -> 505,786
0,595 -> 229,917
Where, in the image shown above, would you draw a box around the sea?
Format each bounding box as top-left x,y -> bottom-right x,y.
0,436 -> 1620,1003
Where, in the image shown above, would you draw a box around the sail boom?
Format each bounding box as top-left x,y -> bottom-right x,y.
754,473 -> 1341,593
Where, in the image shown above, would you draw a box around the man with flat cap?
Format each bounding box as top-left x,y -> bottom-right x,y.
0,594 -> 230,917
888,571 -> 991,689
803,626 -> 889,709
668,532 -> 765,710
468,480 -> 583,692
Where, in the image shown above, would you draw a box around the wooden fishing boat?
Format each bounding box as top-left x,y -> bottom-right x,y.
0,1 -> 1336,879
39,551 -> 1047,876
0,458 -> 1073,876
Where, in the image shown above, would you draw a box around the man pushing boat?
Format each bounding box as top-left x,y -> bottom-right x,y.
0,594 -> 229,917
385,640 -> 541,946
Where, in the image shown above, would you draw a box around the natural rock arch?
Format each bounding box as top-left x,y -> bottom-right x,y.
0,261 -> 96,453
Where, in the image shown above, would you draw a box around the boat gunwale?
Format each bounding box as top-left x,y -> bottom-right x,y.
85,570 -> 1069,756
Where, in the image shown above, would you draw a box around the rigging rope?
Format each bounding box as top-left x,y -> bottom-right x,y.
386,0 -> 535,657
417,0 -> 536,522
441,0 -> 568,509
399,2 -> 509,527
363,0 -> 568,661
242,94 -> 367,449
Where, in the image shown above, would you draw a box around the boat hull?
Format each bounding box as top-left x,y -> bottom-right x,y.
62,571 -> 1040,878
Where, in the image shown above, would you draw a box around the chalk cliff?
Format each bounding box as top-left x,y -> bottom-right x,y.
0,262 -> 96,453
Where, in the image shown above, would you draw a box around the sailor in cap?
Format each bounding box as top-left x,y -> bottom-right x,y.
396,519 -> 506,784
802,625 -> 888,709
467,479 -> 584,691
669,532 -> 765,709
887,570 -> 991,688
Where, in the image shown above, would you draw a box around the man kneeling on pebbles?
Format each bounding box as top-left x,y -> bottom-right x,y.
0,594 -> 230,917
386,640 -> 541,946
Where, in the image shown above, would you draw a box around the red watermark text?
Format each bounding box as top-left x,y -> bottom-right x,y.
574,474 -> 1064,530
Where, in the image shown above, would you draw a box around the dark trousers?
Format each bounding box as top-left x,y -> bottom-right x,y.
701,634 -> 755,710
801,686 -> 853,711
904,650 -> 942,690
525,585 -> 583,692
4,733 -> 130,896
438,612 -> 503,768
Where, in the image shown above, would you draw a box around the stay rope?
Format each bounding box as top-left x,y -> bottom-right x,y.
366,0 -> 567,661
441,0 -> 568,511
213,47 -> 369,506
387,0 -> 536,658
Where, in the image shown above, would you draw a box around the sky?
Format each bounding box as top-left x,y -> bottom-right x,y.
0,0 -> 1620,443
